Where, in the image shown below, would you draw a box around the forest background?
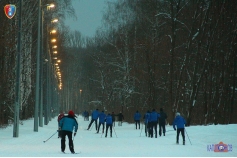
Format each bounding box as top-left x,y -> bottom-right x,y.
0,0 -> 236,128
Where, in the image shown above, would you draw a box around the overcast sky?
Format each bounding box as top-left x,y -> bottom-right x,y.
64,0 -> 116,37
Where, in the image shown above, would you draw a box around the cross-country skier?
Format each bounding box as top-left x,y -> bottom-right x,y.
134,110 -> 141,129
158,108 -> 167,136
111,112 -> 116,127
173,112 -> 186,145
87,109 -> 99,131
150,109 -> 160,138
97,110 -> 106,133
143,110 -> 150,136
85,111 -> 89,121
83,111 -> 86,120
59,110 -> 78,154
105,113 -> 113,137
117,111 -> 124,126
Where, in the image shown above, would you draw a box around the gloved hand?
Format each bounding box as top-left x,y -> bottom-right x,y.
74,132 -> 77,136
58,127 -> 61,132
174,128 -> 176,131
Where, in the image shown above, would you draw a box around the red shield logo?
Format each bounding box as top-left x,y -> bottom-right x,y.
4,4 -> 16,19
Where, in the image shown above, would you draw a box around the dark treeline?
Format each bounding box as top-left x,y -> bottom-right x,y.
0,0 -> 236,128
60,0 -> 237,126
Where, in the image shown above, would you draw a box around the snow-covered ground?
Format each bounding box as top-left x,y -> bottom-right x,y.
0,114 -> 236,157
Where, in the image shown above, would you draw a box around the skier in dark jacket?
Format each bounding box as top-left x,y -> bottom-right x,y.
147,111 -> 153,137
150,109 -> 160,138
83,110 -> 89,121
173,112 -> 186,145
83,111 -> 86,120
87,109 -> 99,131
85,111 -> 89,121
97,111 -> 106,133
105,113 -> 113,137
134,110 -> 141,129
158,108 -> 168,136
59,110 -> 78,154
111,112 -> 116,127
117,111 -> 124,126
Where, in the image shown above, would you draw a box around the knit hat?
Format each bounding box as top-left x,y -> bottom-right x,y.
176,112 -> 180,116
68,110 -> 75,117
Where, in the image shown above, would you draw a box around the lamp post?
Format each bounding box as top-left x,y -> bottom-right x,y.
39,1 -> 44,128
13,0 -> 22,137
45,22 -> 57,124
34,0 -> 41,132
34,0 -> 55,131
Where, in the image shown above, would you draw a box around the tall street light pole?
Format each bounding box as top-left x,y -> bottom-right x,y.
43,4 -> 56,125
34,0 -> 42,132
39,3 -> 44,128
13,0 -> 22,137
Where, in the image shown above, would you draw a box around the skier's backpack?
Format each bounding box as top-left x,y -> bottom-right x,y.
58,113 -> 64,122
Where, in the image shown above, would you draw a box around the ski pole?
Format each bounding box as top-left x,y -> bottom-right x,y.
185,128 -> 192,145
139,123 -> 143,137
100,124 -> 105,138
101,130 -> 104,138
43,131 -> 58,143
113,126 -> 118,138
89,122 -> 94,131
73,133 -> 76,141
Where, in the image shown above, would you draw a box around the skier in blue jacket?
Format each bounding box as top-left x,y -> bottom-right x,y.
87,109 -> 99,131
59,110 -> 78,154
143,110 -> 150,136
134,110 -> 141,129
105,113 -> 113,137
173,112 -> 186,145
97,111 -> 106,133
149,109 -> 160,138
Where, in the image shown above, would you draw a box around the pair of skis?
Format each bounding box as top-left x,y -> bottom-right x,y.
61,151 -> 80,154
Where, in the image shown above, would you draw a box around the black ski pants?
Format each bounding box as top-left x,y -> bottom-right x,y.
88,119 -> 98,130
148,122 -> 153,137
144,122 -> 148,136
159,123 -> 166,136
97,122 -> 105,133
135,120 -> 140,129
61,130 -> 75,153
150,121 -> 158,138
105,124 -> 112,137
176,128 -> 185,143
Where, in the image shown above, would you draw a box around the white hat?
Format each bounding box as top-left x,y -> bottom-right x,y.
176,112 -> 180,116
